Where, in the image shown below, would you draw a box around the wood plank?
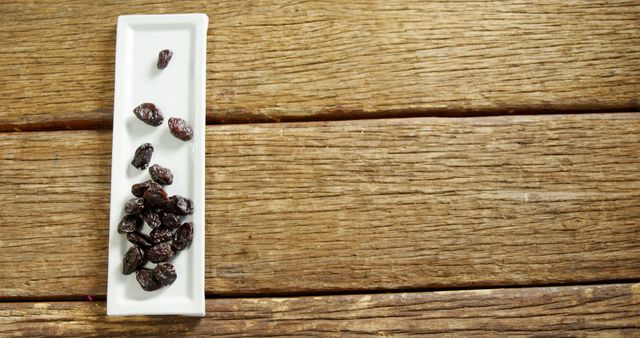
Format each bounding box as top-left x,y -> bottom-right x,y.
1,114 -> 639,297
1,1 -> 640,129
1,284 -> 639,336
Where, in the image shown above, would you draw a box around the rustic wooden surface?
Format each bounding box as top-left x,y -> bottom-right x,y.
1,1 -> 640,130
2,1 -> 640,335
1,114 -> 639,297
1,283 -> 639,336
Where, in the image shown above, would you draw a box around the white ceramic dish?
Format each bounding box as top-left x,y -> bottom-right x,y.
107,14 -> 208,316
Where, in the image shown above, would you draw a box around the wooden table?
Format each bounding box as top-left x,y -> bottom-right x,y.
1,1 -> 639,336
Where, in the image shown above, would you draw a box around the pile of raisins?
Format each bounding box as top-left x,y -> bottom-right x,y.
118,49 -> 196,292
119,172 -> 193,291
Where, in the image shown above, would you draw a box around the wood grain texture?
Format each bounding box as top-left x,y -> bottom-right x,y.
1,114 -> 639,297
1,1 -> 640,129
1,284 -> 639,336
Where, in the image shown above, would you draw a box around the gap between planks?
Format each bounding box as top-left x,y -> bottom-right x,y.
1,278 -> 640,303
1,107 -> 638,133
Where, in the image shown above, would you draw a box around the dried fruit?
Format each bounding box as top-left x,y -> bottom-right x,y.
172,222 -> 193,251
124,198 -> 145,215
131,143 -> 154,170
150,227 -> 175,244
160,212 -> 181,229
123,245 -> 145,275
149,164 -> 173,185
152,263 -> 177,286
170,195 -> 193,215
119,117 -> 196,290
131,180 -> 162,198
133,103 -> 163,126
141,208 -> 162,229
147,243 -> 175,263
168,117 -> 193,141
118,214 -> 143,234
143,186 -> 169,209
157,49 -> 173,70
136,268 -> 162,291
126,231 -> 153,248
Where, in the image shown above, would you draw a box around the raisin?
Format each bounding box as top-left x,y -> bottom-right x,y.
141,208 -> 162,229
131,180 -> 161,198
130,143 -> 154,170
136,268 -> 162,291
150,227 -> 175,244
149,164 -> 173,185
152,263 -> 177,286
118,214 -> 143,234
172,222 -> 193,251
133,102 -> 163,126
160,212 -> 181,229
157,49 -> 173,70
127,231 -> 153,248
170,195 -> 193,215
122,245 -> 145,275
143,186 -> 169,210
147,243 -> 175,263
124,198 -> 145,215
168,117 -> 193,141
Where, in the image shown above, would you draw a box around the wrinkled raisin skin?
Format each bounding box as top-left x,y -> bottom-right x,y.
149,164 -> 173,185
172,222 -> 193,251
127,231 -> 153,248
124,198 -> 145,215
152,263 -> 177,286
122,245 -> 145,275
118,214 -> 143,234
131,143 -> 154,170
160,212 -> 181,229
168,117 -> 193,141
157,49 -> 173,70
150,227 -> 175,244
133,103 -> 163,126
131,180 -> 161,198
141,208 -> 162,229
147,243 -> 175,263
170,195 -> 193,215
136,268 -> 162,291
143,186 -> 169,209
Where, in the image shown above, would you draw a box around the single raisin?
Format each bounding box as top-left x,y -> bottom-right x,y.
160,212 -> 181,229
170,195 -> 193,215
149,164 -> 173,185
118,214 -> 143,234
168,117 -> 193,141
122,245 -> 145,275
136,268 -> 162,291
143,186 -> 170,209
124,198 -> 145,215
131,180 -> 162,198
141,208 -> 162,228
150,227 -> 175,244
172,222 -> 193,251
131,143 -> 153,170
147,243 -> 175,263
133,103 -> 163,126
152,263 -> 177,286
157,49 -> 173,70
127,231 -> 153,248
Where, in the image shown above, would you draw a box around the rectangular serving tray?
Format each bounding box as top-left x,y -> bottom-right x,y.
107,13 -> 208,316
